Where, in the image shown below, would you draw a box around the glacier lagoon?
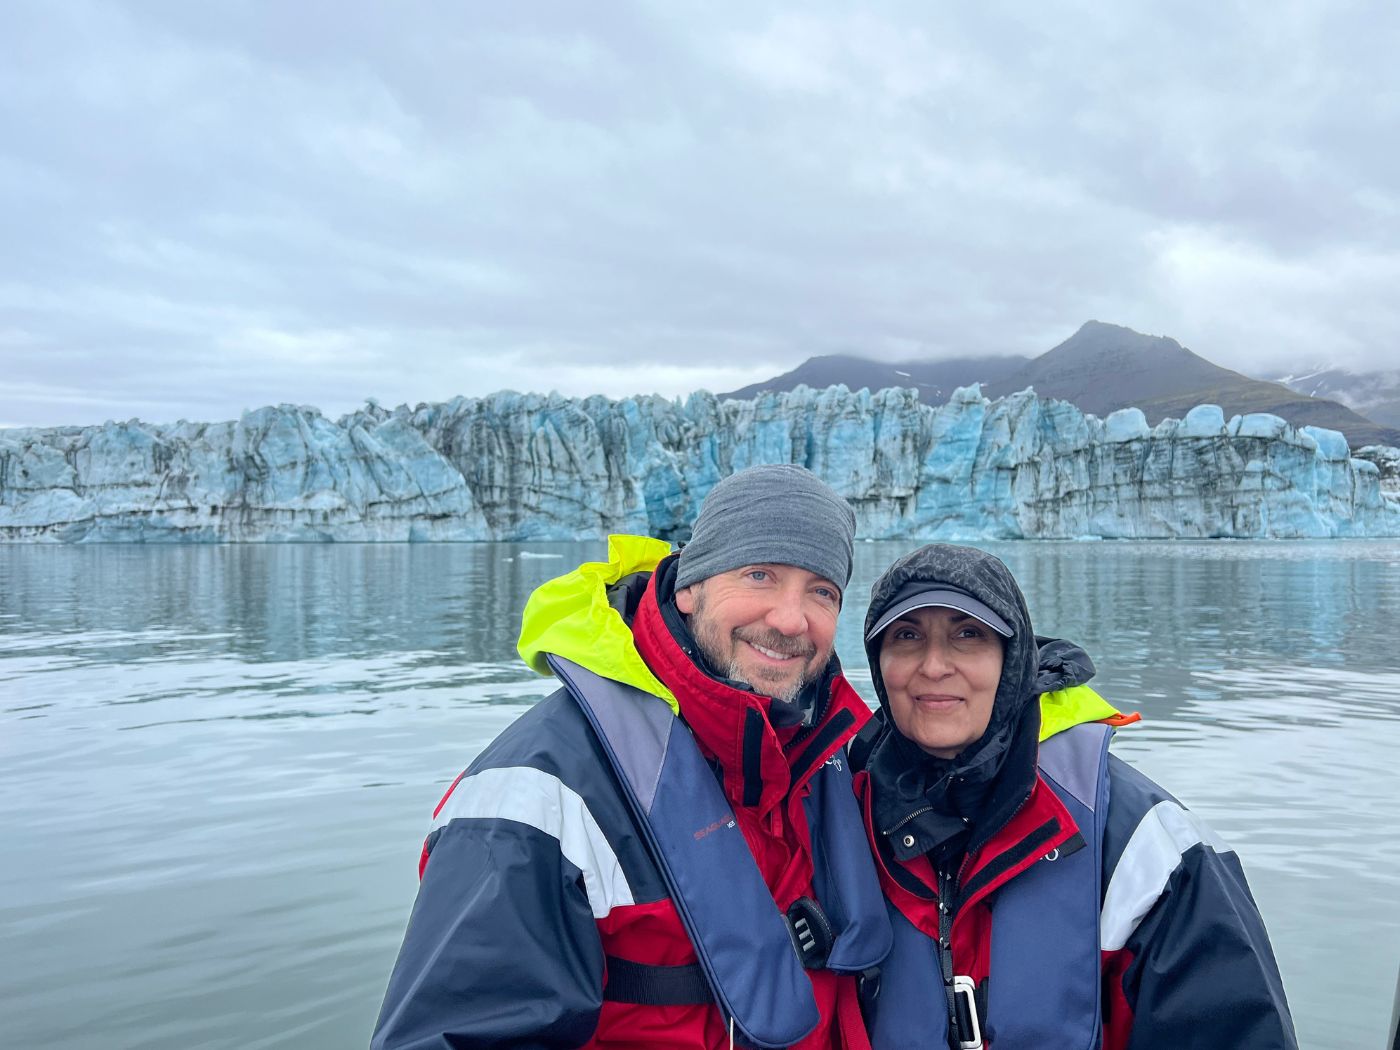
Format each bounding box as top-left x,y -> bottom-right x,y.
3,539 -> 1399,1049
2,384 -> 1398,541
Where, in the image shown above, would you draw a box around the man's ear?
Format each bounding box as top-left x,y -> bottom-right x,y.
675,584 -> 697,614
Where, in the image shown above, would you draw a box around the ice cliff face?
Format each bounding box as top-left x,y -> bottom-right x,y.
2,385 -> 1397,541
1355,445 -> 1400,498
0,408 -> 487,542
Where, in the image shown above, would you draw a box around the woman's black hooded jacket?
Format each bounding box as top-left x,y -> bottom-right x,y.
853,543 -> 1090,871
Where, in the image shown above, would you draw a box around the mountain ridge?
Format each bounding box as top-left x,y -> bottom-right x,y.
721,321 -> 1400,449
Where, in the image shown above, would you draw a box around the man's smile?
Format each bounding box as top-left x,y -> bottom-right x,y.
746,640 -> 800,662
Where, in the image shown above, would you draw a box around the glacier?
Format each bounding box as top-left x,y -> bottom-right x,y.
1,385 -> 1398,542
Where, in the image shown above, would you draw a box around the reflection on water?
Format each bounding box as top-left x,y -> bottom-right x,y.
0,543 -> 562,665
3,540 -> 1399,1049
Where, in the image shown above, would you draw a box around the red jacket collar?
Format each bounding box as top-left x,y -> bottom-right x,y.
856,767 -> 1079,922
631,567 -> 869,815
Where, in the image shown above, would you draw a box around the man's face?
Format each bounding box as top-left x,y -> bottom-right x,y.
675,563 -> 841,701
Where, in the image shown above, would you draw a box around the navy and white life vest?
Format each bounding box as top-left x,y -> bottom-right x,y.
866,723 -> 1112,1050
549,655 -> 893,1050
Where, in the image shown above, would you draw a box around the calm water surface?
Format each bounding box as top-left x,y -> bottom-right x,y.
3,540 -> 1399,1049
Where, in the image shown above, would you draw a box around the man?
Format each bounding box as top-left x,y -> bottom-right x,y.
371,465 -> 892,1050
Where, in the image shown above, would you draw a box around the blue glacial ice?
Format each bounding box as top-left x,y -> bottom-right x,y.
1,385 -> 1397,541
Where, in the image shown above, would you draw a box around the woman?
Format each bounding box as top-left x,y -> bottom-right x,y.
850,543 -> 1296,1050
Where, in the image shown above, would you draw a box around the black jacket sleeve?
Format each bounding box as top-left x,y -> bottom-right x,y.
1117,831 -> 1297,1050
370,817 -> 605,1050
1099,755 -> 1296,1050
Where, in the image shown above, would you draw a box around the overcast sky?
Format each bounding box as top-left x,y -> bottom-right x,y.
2,1 -> 1397,428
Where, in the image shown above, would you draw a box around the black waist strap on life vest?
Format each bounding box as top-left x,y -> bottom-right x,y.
603,956 -> 713,1006
603,897 -> 839,1007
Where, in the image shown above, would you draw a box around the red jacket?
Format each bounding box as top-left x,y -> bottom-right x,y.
372,554 -> 876,1050
619,570 -> 874,1049
854,764 -> 1079,1002
853,722 -> 1297,1050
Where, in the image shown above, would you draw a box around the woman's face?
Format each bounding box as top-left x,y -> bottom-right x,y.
877,606 -> 1005,759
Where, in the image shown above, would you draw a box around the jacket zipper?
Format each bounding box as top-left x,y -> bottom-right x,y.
883,780 -> 1038,1047
936,865 -> 963,1048
954,786 -> 1033,902
881,804 -> 934,838
780,680 -> 832,756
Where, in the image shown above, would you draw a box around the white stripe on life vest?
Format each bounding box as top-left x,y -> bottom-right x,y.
430,765 -> 635,919
1100,799 -> 1233,952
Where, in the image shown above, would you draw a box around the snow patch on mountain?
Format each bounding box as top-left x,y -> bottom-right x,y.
1271,365 -> 1400,429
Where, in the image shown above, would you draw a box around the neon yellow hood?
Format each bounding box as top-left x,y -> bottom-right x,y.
1039,683 -> 1135,741
517,534 -> 679,712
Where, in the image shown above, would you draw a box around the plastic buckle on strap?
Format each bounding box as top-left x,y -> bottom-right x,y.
952,975 -> 983,1050
856,965 -> 881,1009
784,896 -> 834,969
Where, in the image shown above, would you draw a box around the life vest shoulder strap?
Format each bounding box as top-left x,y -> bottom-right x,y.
847,712 -> 882,771
868,722 -> 1112,1050
547,654 -> 819,1049
548,654 -> 890,1046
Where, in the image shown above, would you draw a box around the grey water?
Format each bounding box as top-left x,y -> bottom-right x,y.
2,540 -> 1399,1050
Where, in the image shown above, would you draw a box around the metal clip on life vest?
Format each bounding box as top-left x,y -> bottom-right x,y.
785,896 -> 835,969
952,974 -> 983,1050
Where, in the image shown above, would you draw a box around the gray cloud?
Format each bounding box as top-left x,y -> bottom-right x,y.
2,0 -> 1397,427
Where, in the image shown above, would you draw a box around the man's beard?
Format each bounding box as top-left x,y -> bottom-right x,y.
723,627 -> 825,703
688,590 -> 829,703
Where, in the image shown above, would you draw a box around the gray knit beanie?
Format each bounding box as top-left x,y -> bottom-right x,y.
675,465 -> 857,593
